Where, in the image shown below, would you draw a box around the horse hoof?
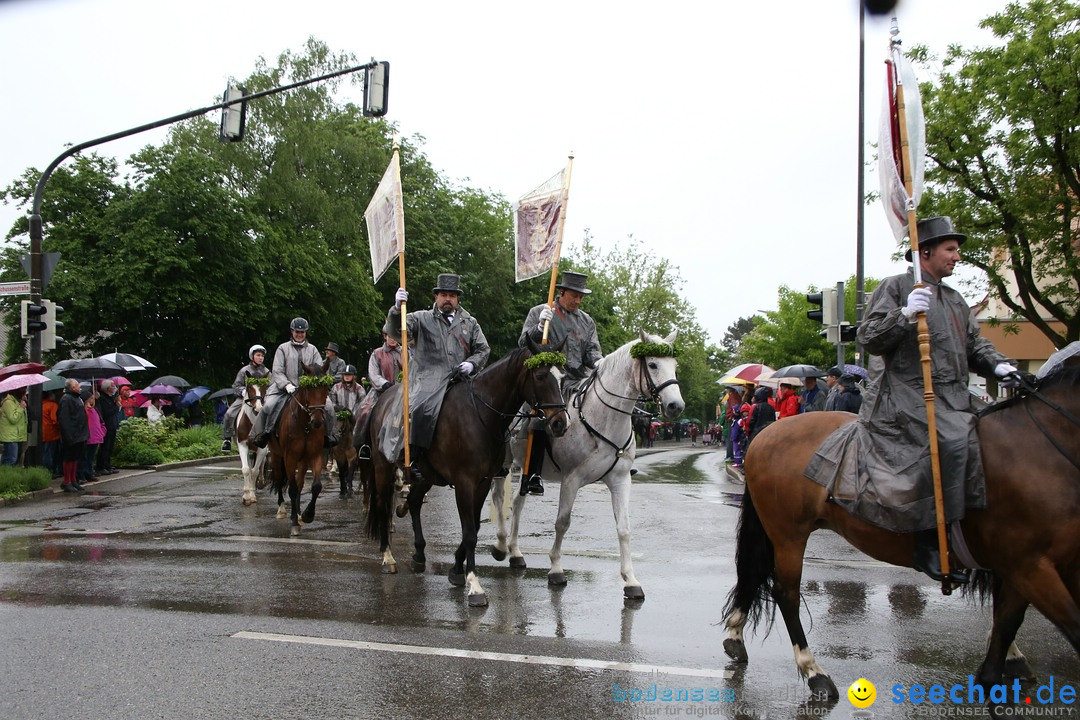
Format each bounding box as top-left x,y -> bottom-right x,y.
1004,657 -> 1037,682
548,572 -> 567,586
807,674 -> 839,702
468,592 -> 488,608
509,556 -> 527,570
723,638 -> 748,663
623,585 -> 645,601
242,496 -> 255,506
301,511 -> 315,524
290,526 -> 300,537
275,509 -> 287,520
383,563 -> 397,575
395,502 -> 409,518
411,559 -> 426,573
448,571 -> 466,587
490,546 -> 507,562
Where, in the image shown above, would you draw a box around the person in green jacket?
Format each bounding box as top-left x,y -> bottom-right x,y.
0,388 -> 28,466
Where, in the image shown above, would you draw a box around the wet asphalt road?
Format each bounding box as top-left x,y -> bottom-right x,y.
1,446 -> 1078,719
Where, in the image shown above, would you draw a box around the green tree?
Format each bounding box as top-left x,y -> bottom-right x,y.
914,0 -> 1080,347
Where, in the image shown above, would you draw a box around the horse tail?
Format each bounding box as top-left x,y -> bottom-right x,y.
721,488 -> 778,632
960,568 -> 995,607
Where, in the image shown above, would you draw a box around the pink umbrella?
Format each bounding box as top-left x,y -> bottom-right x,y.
142,383 -> 181,397
0,373 -> 51,393
110,376 -> 133,387
139,399 -> 171,408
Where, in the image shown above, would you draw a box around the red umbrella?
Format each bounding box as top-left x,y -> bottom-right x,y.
0,362 -> 47,381
721,363 -> 774,382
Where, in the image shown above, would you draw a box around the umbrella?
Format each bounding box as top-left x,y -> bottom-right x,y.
52,357 -> 126,379
0,362 -> 47,381
110,376 -> 132,387
139,399 -> 171,408
755,369 -> 803,388
141,383 -> 181,397
207,388 -> 236,401
843,364 -> 869,381
98,352 -> 157,372
149,374 -> 191,389
722,363 -> 774,382
0,373 -> 50,393
716,376 -> 753,386
178,385 -> 211,408
41,370 -> 66,392
772,364 -> 826,379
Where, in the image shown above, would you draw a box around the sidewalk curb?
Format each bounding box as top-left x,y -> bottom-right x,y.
0,454 -> 241,508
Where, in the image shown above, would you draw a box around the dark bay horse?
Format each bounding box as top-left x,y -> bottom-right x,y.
270,368 -> 332,536
332,411 -> 359,499
721,357 -> 1080,700
363,339 -> 569,607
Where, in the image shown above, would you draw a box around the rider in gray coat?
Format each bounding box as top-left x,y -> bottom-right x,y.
220,344 -> 270,452
324,342 -> 347,383
252,317 -> 338,447
383,274 -> 490,471
516,271 -> 602,495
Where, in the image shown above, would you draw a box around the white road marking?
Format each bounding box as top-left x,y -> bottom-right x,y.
225,535 -> 356,547
224,536 -> 636,559
233,631 -> 732,680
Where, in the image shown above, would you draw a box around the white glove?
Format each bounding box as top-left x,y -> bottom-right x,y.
995,362 -> 1020,388
458,361 -> 474,376
394,288 -> 409,308
537,305 -> 554,330
901,287 -> 933,321
285,383 -> 297,394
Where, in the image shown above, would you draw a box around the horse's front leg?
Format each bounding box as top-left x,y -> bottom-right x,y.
239,441 -> 256,506
489,470 -> 511,562
976,577 -> 1033,694
301,452 -> 323,524
773,537 -> 838,700
548,479 -> 583,586
288,466 -> 302,536
607,469 -> 643,600
456,479 -> 490,607
407,477 -> 430,570
504,465 -> 530,569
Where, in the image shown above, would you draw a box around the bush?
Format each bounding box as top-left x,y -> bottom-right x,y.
0,465 -> 53,498
113,441 -> 166,467
113,417 -> 222,466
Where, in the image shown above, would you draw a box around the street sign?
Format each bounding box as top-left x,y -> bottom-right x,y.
0,281 -> 31,296
18,252 -> 61,292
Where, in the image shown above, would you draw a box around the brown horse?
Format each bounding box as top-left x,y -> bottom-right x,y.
722,358 -> 1080,701
333,411 -> 360,499
269,367 -> 332,536
362,340 -> 569,607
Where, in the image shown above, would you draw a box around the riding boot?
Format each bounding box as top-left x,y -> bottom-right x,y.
912,529 -> 969,584
521,434 -> 545,497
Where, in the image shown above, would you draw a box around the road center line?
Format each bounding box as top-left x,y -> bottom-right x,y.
233,631 -> 732,680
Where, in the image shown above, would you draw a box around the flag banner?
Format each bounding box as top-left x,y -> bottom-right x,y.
364,154 -> 404,283
879,50 -> 926,242
513,169 -> 566,282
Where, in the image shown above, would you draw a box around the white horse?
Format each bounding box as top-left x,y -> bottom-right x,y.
237,381 -> 269,506
491,330 -> 685,600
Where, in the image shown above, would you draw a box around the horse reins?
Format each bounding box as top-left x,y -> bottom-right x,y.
462,369 -> 567,442
1015,373 -> 1080,473
288,391 -> 326,435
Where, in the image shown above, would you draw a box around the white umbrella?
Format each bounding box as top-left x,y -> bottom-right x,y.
98,352 -> 157,372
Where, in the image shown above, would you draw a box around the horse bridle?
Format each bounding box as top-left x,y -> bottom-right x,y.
464,368 -> 568,440
1015,373 -> 1080,473
289,391 -> 326,435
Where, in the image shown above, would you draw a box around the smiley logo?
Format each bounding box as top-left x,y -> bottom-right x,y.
847,678 -> 876,708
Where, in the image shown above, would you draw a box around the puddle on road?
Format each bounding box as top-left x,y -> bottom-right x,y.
634,454 -> 707,484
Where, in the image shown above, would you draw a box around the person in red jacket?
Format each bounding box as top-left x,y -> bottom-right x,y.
41,390 -> 61,477
776,383 -> 801,419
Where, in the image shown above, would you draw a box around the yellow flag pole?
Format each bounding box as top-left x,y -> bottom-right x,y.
893,59 -> 952,596
524,153 -> 574,480
392,139 -> 411,473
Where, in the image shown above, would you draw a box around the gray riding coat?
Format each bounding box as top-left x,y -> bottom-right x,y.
804,269 -> 1008,532
254,339 -> 336,440
519,301 -> 602,379
381,302 -> 490,451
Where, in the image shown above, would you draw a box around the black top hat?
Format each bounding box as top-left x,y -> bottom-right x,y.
433,273 -> 462,295
325,342 -> 340,354
905,216 -> 967,261
555,271 -> 592,295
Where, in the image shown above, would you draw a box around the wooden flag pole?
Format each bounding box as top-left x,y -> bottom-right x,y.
893,59 -> 952,595
392,140 -> 412,473
524,154 -> 574,481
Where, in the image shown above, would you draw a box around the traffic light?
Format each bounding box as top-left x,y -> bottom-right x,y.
20,300 -> 46,338
219,84 -> 247,143
41,299 -> 63,351
364,61 -> 389,117
806,288 -> 838,326
839,323 -> 858,343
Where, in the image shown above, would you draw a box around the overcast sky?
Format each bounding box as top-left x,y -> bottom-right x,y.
0,0 -> 1011,343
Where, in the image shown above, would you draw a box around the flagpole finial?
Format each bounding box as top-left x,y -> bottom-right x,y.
392,135 -> 401,153
890,16 -> 900,39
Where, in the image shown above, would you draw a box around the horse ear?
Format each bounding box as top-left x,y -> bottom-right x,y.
551,335 -> 567,353
639,329 -> 648,343
664,329 -> 679,345
525,333 -> 540,355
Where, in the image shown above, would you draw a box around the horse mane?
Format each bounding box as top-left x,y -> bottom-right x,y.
979,361 -> 1080,418
593,332 -> 668,376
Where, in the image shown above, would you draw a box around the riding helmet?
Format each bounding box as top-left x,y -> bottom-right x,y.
344,364 -> 358,375
290,317 -> 309,332
249,344 -> 266,359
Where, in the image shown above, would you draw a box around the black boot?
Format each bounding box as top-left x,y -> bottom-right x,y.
521,433 -> 546,496
912,529 -> 969,584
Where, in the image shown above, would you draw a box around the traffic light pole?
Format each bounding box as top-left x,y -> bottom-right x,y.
24,59 -> 384,461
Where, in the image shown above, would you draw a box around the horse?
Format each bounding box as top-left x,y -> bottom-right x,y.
269,366 -> 332,536
362,338 -> 569,607
721,356 -> 1080,701
237,378 -> 269,506
333,411 -> 360,499
491,330 -> 685,600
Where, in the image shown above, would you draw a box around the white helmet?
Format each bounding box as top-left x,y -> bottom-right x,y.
249,344 -> 267,360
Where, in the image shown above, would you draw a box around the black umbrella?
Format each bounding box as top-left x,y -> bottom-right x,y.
53,357 -> 126,379
771,364 -> 827,379
149,374 -> 191,389
207,388 -> 237,400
